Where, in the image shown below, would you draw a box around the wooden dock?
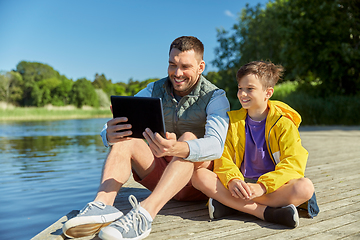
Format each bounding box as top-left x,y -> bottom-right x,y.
32,126 -> 360,240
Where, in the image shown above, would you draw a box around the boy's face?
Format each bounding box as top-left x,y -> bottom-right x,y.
237,74 -> 273,114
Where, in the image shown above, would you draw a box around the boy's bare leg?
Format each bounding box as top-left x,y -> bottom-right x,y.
95,138 -> 156,205
193,168 -> 314,219
192,168 -> 266,219
140,132 -> 211,219
253,177 -> 314,207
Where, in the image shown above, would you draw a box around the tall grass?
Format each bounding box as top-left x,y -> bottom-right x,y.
0,106 -> 112,121
271,82 -> 360,125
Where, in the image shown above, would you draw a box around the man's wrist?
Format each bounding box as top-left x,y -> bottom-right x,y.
107,135 -> 115,147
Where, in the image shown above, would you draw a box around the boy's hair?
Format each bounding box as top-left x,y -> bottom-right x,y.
236,61 -> 284,89
169,36 -> 204,60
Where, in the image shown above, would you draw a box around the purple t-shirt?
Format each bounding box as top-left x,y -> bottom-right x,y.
240,115 -> 275,180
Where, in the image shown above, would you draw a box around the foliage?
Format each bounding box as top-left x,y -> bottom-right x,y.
212,0 -> 360,107
95,89 -> 111,108
270,82 -> 360,125
0,61 -> 158,109
205,70 -> 241,110
282,93 -> 360,125
279,0 -> 360,95
71,78 -> 99,108
0,71 -> 23,104
126,78 -> 159,96
272,81 -> 298,100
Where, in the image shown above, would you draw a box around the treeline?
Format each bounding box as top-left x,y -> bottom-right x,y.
1,0 -> 359,124
0,61 -> 158,108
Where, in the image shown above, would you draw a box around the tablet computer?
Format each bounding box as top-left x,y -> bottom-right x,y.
110,95 -> 166,139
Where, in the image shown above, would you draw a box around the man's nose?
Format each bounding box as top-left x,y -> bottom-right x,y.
174,67 -> 183,76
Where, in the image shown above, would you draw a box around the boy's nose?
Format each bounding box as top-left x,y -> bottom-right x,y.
239,90 -> 246,96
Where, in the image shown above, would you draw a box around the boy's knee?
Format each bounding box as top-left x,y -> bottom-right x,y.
295,178 -> 314,200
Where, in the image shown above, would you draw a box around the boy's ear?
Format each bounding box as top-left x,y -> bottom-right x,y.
266,87 -> 274,99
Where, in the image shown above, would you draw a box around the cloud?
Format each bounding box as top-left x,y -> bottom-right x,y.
224,10 -> 235,18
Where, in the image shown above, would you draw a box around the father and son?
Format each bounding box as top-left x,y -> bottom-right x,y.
63,36 -> 319,240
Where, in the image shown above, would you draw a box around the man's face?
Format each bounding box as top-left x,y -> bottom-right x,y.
168,48 -> 205,97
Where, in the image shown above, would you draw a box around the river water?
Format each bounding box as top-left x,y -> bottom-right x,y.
0,118 -> 112,240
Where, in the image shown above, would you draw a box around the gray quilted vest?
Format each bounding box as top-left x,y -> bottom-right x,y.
151,75 -> 218,138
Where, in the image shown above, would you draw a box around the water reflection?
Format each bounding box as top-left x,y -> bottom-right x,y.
0,118 -> 111,240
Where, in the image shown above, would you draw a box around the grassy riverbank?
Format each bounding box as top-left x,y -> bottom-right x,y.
0,104 -> 112,121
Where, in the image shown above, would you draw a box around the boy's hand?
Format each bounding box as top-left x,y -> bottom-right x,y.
246,183 -> 266,200
228,179 -> 252,200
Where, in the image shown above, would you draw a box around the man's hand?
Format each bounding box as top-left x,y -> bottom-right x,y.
228,179 -> 266,201
106,117 -> 133,144
143,128 -> 179,158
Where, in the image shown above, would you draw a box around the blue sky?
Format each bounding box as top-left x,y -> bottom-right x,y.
0,0 -> 269,83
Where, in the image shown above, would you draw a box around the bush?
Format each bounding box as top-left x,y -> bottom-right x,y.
271,82 -> 360,125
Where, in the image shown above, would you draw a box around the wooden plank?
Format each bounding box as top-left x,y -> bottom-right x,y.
301,221 -> 360,240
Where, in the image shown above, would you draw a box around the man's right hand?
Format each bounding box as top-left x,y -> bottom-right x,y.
106,117 -> 133,144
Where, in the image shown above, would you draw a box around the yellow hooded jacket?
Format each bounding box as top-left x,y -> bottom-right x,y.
214,100 -> 308,194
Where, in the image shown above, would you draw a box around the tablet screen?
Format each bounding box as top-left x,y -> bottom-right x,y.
110,96 -> 166,139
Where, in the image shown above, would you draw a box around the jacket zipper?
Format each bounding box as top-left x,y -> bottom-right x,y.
267,115 -> 282,165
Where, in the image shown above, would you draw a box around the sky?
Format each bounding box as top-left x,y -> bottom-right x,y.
0,0 -> 269,83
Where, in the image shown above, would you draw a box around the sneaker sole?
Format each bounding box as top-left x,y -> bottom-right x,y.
99,226 -> 151,240
288,204 -> 300,228
64,222 -> 113,238
63,211 -> 123,238
208,198 -> 215,220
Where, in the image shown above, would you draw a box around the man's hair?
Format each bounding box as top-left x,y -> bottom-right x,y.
236,61 -> 284,89
169,36 -> 204,60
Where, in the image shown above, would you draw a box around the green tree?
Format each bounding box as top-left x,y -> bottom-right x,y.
92,73 -> 116,96
279,0 -> 360,95
71,78 -> 99,108
113,82 -> 127,96
51,76 -> 74,106
212,0 -> 360,103
95,89 -> 111,108
126,78 -> 158,96
16,61 -> 62,106
38,77 -> 62,105
0,71 -> 24,105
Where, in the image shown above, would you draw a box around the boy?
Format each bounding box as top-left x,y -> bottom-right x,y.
192,61 -> 318,228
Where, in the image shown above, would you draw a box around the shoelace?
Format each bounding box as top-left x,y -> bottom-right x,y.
80,201 -> 106,215
114,195 -> 148,236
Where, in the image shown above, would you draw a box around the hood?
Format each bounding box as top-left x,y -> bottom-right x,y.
268,100 -> 302,128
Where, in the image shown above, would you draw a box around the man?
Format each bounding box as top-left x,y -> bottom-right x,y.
62,36 -> 230,240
